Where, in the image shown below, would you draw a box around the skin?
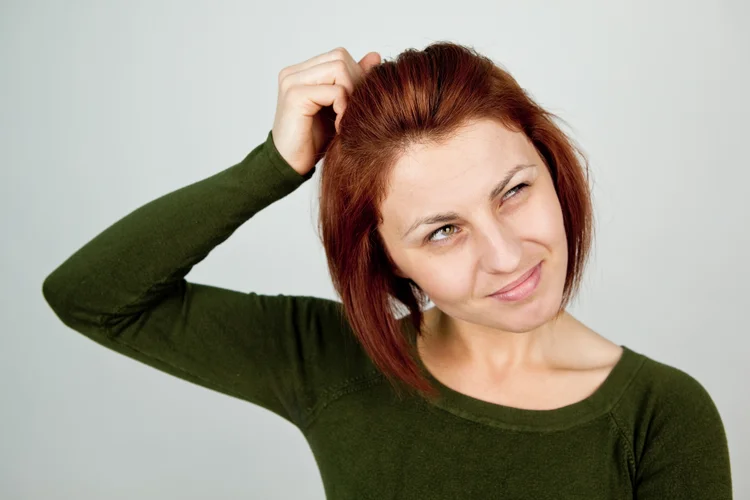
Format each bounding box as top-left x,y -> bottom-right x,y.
376,118 -> 623,409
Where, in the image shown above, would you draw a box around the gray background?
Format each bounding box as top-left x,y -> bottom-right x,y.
3,0 -> 748,498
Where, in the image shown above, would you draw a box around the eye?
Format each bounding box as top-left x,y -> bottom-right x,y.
425,182 -> 530,244
426,224 -> 458,243
503,182 -> 529,202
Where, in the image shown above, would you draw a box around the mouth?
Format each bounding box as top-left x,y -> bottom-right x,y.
488,261 -> 543,299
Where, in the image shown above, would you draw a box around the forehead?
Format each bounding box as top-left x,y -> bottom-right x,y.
380,120 -> 538,217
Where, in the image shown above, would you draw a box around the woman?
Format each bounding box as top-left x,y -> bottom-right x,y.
42,42 -> 732,498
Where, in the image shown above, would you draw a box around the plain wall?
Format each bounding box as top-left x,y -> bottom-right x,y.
2,0 -> 747,498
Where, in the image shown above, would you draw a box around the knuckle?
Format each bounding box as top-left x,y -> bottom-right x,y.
333,58 -> 348,73
331,46 -> 348,58
332,60 -> 353,90
285,84 -> 300,99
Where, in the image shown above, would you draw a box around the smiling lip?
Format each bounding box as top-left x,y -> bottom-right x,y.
489,262 -> 542,297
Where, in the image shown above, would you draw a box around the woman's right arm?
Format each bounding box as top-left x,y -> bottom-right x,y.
42,47 -> 382,429
41,129 -> 333,428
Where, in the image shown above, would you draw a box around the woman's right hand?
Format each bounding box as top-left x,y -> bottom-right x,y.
271,47 -> 381,176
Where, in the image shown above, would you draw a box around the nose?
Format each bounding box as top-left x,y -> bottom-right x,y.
476,220 -> 522,274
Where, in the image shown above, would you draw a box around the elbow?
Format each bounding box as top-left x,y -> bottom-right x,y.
42,270 -> 101,332
42,271 -> 67,316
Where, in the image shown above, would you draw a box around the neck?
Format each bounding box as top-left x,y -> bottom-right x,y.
418,306 -> 584,374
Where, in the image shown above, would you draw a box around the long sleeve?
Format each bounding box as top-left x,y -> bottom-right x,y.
41,129 -> 350,429
632,366 -> 733,499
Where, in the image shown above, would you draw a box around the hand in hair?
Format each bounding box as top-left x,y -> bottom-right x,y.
271,47 -> 381,176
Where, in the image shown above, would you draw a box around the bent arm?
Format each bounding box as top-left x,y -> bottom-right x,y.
41,130 -> 335,427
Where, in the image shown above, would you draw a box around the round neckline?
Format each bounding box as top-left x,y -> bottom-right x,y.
411,337 -> 645,431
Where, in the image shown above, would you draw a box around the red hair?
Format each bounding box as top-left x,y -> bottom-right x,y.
317,41 -> 594,401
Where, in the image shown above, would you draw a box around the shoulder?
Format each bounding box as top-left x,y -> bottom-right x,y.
611,348 -> 724,426
609,348 -> 731,478
260,293 -> 378,374
626,350 -> 720,412
245,292 -> 381,392
609,347 -> 733,496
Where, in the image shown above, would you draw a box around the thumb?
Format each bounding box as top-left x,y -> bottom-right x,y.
358,51 -> 382,72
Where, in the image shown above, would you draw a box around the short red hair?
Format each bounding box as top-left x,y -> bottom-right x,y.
317,41 -> 594,401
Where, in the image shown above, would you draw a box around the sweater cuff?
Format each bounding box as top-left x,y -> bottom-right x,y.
263,129 -> 317,184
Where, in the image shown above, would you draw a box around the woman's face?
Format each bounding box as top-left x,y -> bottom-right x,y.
377,118 -> 569,334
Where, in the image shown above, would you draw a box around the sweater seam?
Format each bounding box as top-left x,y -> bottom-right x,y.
298,370 -> 386,433
607,411 -> 637,474
605,356 -> 648,473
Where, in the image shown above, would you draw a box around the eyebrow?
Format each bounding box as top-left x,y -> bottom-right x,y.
400,163 -> 536,240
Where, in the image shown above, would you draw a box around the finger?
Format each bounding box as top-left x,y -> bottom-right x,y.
289,83 -> 348,120
280,47 -> 362,84
358,51 -> 381,72
280,59 -> 356,97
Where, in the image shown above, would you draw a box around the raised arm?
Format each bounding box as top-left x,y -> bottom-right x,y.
42,47 -> 383,430
41,130 -> 333,427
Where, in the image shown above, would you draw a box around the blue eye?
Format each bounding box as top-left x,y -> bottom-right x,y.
425,183 -> 530,244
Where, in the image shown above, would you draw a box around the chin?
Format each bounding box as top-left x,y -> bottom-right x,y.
486,285 -> 563,330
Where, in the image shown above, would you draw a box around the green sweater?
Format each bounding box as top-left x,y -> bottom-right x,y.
42,129 -> 733,499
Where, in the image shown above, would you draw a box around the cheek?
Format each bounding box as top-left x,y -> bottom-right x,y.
409,254 -> 474,301
518,186 -> 566,245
